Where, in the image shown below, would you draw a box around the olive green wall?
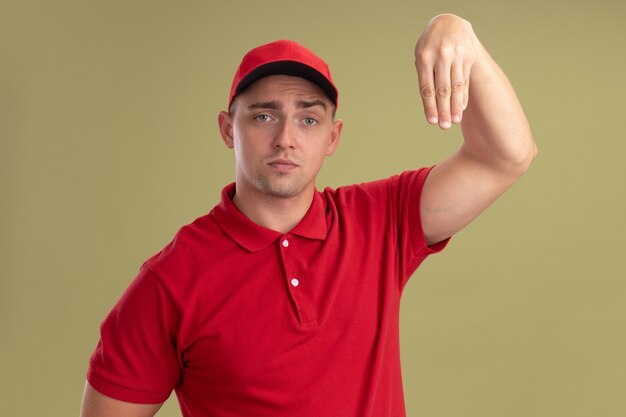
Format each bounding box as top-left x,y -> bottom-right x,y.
2,1 -> 625,416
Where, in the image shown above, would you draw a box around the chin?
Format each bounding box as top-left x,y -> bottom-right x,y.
257,177 -> 306,199
263,186 -> 302,199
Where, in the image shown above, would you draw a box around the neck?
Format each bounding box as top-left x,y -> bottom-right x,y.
232,183 -> 315,234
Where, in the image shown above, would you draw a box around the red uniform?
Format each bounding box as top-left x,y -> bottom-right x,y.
88,168 -> 448,416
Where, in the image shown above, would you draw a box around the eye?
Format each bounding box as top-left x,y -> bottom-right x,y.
303,117 -> 318,126
254,114 -> 272,122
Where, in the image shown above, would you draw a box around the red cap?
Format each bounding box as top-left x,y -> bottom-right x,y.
228,40 -> 338,109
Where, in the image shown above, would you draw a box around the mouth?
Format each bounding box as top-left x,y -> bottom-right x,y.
268,159 -> 299,172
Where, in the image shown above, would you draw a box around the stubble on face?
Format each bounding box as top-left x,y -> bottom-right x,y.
234,135 -> 307,199
251,167 -> 305,199
230,76 -> 338,202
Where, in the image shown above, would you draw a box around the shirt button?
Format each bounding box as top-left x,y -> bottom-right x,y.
282,239 -> 289,248
290,278 -> 299,287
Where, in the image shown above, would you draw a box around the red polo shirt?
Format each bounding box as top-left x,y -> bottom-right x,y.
87,168 -> 448,417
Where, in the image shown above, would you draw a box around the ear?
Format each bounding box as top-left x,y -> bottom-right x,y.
218,111 -> 234,149
325,119 -> 343,156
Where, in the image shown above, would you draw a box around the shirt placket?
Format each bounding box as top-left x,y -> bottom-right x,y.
278,234 -> 318,329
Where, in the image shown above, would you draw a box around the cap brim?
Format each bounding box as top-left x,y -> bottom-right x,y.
234,60 -> 338,107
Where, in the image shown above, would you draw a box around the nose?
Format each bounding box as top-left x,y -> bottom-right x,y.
273,120 -> 296,149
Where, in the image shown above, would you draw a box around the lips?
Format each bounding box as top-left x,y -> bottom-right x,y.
268,158 -> 298,171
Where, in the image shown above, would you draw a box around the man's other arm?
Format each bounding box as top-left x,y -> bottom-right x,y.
80,382 -> 163,417
414,14 -> 537,245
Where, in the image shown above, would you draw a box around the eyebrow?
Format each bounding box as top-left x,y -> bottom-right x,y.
246,99 -> 327,112
296,99 -> 327,111
247,101 -> 282,111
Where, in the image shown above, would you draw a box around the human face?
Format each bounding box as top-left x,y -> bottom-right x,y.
218,75 -> 342,201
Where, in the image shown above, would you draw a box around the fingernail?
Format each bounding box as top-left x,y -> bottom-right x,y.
428,116 -> 438,124
452,114 -> 461,123
441,120 -> 451,129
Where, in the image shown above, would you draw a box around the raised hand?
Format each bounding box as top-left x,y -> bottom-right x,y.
414,14 -> 480,130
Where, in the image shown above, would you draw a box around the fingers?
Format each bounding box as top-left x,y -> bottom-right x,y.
416,61 -> 438,125
414,14 -> 478,129
417,55 -> 468,130
450,59 -> 466,123
434,58 -> 453,129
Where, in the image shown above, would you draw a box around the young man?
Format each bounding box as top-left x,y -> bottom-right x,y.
80,14 -> 536,417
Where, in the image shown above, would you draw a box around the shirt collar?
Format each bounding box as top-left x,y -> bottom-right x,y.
210,183 -> 329,252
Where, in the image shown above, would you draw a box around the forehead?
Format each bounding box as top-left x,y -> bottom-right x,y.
235,75 -> 330,106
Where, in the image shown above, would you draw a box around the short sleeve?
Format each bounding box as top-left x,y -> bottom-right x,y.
360,167 -> 450,287
87,265 -> 181,404
396,168 -> 449,282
